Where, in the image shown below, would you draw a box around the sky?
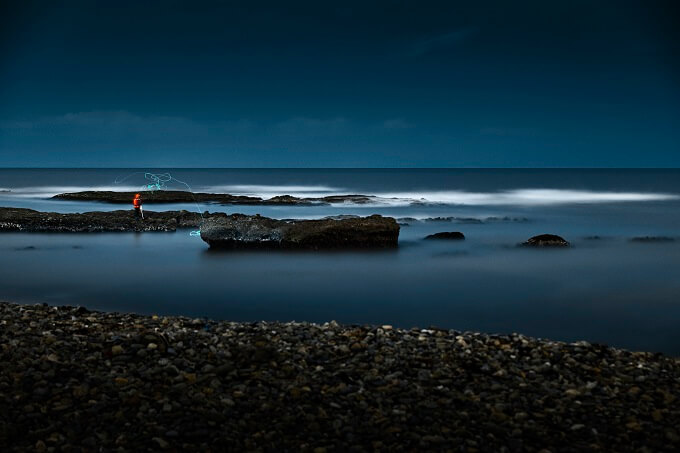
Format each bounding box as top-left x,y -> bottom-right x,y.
0,0 -> 679,167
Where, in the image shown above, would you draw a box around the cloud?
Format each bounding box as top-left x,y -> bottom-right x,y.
479,127 -> 539,138
404,27 -> 479,57
270,117 -> 349,138
0,111 -> 422,165
383,119 -> 414,129
0,111 -> 262,146
1,111 -> 205,139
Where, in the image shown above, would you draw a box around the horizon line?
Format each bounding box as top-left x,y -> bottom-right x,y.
1,167 -> 680,170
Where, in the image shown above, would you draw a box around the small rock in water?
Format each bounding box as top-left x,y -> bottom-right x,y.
630,236 -> 675,243
522,234 -> 570,247
424,231 -> 465,240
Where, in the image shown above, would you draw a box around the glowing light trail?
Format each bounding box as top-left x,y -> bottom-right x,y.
114,171 -> 205,237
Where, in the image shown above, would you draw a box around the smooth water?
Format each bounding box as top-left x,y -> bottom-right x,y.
1,169 -> 679,354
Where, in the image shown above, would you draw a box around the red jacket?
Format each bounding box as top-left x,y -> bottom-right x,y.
133,198 -> 142,208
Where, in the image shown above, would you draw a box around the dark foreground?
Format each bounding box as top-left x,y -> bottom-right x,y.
1,303 -> 678,452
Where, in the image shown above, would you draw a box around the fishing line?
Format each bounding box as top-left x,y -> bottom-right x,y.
115,171 -> 206,237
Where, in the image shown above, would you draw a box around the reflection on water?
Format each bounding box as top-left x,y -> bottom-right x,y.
1,219 -> 679,355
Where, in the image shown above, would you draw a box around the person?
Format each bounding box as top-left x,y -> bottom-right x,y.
133,193 -> 144,219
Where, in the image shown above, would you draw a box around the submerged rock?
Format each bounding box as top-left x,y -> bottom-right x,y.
522,234 -> 570,247
630,236 -> 675,243
424,231 -> 465,240
423,217 -> 454,222
200,214 -> 399,249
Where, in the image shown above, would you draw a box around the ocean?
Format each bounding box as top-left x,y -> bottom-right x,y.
1,168 -> 679,354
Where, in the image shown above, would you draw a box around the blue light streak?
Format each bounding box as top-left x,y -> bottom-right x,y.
115,171 -> 206,238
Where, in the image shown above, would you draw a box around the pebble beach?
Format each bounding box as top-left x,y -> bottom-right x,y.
1,302 -> 679,452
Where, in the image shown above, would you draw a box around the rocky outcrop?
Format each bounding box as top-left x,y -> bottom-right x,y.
424,232 -> 465,240
0,207 -> 215,232
522,234 -> 570,247
200,214 -> 399,249
0,209 -> 400,248
52,191 -> 374,206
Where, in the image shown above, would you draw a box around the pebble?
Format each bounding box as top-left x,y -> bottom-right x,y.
1,301 -> 678,452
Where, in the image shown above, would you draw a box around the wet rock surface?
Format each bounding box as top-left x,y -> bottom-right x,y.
1,302 -> 678,452
425,232 -> 465,240
522,234 -> 570,247
201,214 -> 399,250
0,207 -> 220,233
52,191 -> 374,206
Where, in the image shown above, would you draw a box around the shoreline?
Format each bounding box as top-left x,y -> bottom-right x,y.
1,301 -> 678,451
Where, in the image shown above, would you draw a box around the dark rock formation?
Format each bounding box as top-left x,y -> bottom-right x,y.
423,217 -> 454,222
0,209 -> 400,250
453,217 -> 484,224
522,234 -> 570,247
424,231 -> 465,240
0,207 -> 214,232
485,216 -> 529,223
52,191 -> 374,206
200,214 -> 399,249
630,236 -> 675,243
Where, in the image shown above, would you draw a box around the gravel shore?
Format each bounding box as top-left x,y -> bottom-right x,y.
1,302 -> 678,452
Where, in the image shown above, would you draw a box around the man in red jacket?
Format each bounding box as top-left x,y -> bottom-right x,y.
133,193 -> 144,219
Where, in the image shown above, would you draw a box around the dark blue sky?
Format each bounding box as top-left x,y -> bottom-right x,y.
1,0 -> 678,167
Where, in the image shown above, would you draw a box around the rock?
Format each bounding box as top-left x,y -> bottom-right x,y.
200,214 -> 399,249
0,207 -> 211,233
423,217 -> 454,222
522,234 -> 570,247
424,232 -> 465,240
630,236 -> 675,243
152,437 -> 169,449
52,190 -> 376,206
666,428 -> 680,442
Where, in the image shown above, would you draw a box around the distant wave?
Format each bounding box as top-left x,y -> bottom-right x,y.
1,184 -> 344,199
202,184 -> 343,198
369,189 -> 679,206
1,185 -> 677,206
0,185 -> 143,198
